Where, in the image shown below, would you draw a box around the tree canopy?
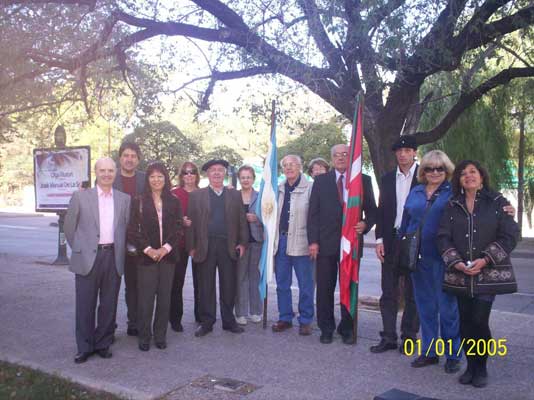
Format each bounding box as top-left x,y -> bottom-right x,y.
2,0 -> 534,176
121,120 -> 202,180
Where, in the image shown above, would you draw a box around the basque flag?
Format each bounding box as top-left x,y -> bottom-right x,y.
339,95 -> 364,317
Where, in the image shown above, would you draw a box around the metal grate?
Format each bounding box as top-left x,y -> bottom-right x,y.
190,375 -> 260,395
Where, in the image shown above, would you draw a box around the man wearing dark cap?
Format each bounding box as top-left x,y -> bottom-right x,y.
186,159 -> 249,337
370,135 -> 420,353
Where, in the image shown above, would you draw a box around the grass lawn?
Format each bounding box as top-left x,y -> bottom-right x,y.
0,360 -> 123,400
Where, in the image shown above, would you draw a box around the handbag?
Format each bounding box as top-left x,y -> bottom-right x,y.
397,194 -> 436,274
126,198 -> 143,257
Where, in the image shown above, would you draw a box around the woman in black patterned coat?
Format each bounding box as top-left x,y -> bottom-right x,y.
437,160 -> 519,388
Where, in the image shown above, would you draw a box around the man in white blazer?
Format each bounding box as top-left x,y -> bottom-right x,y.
65,157 -> 130,364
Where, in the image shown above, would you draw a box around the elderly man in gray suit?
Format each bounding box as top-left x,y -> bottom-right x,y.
65,157 -> 131,364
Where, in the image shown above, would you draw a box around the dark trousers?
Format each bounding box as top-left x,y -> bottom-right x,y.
316,254 -> 352,336
123,254 -> 139,329
457,295 -> 493,372
137,261 -> 175,345
170,253 -> 201,326
75,247 -> 120,353
379,257 -> 419,343
197,236 -> 237,329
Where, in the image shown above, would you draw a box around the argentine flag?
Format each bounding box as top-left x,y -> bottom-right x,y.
256,116 -> 278,301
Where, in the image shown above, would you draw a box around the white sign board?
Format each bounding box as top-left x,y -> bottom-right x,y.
33,146 -> 91,212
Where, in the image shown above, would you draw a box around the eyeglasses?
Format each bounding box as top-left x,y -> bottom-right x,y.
282,162 -> 299,169
423,166 -> 445,173
182,170 -> 197,176
333,152 -> 348,158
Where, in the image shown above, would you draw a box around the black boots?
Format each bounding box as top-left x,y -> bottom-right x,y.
460,356 -> 488,387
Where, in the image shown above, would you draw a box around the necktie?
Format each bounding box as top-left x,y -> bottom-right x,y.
337,174 -> 344,204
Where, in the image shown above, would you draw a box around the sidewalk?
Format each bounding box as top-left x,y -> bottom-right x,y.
1,253 -> 533,400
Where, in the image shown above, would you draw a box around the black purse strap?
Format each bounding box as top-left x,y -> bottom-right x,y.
415,191 -> 438,234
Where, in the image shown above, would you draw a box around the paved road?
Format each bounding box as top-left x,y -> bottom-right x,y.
1,212 -> 533,315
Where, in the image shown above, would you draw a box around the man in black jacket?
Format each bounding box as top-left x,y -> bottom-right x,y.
370,135 -> 420,353
113,142 -> 145,336
308,144 -> 377,345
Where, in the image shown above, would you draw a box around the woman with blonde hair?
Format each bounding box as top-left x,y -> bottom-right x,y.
398,150 -> 462,373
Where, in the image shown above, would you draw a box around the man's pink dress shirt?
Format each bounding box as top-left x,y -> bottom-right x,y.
97,185 -> 114,244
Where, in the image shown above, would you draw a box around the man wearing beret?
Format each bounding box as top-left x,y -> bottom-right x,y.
186,159 -> 249,337
370,135 -> 420,353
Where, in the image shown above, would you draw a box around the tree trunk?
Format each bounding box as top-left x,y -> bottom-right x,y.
517,111 -> 525,240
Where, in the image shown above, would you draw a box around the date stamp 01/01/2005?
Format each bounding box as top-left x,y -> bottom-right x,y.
402,338 -> 508,357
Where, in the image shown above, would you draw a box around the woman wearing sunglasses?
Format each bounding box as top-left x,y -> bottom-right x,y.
398,150 -> 463,373
169,162 -> 201,331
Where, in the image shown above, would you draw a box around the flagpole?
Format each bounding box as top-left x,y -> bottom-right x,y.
263,99 -> 276,329
352,92 -> 364,344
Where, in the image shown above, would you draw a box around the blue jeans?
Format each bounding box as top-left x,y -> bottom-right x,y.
274,235 -> 314,325
412,256 -> 461,360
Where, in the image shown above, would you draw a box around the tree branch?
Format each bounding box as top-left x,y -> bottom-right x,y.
0,94 -> 80,118
495,42 -> 532,68
404,0 -> 469,75
114,11 -> 341,106
296,0 -> 345,73
461,41 -> 499,92
1,0 -> 96,9
454,5 -> 534,55
415,67 -> 534,144
0,67 -> 47,91
190,0 -> 249,31
366,0 -> 406,29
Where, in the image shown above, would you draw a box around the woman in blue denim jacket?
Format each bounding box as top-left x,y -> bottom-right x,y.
399,150 -> 462,373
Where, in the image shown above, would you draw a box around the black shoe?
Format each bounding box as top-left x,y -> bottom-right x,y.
95,348 -> 112,359
127,327 -> 138,336
319,332 -> 333,344
411,355 -> 439,368
74,352 -> 92,364
138,343 -> 150,351
444,359 -> 461,374
472,370 -> 488,388
223,325 -> 244,334
459,367 -> 474,384
194,325 -> 213,337
171,322 -> 183,332
155,342 -> 167,350
370,339 -> 397,353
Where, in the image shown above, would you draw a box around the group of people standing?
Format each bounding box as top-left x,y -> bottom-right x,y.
64,136 -> 519,389
370,136 -> 518,388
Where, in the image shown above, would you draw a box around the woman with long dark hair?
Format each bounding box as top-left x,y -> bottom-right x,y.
128,162 -> 183,351
438,160 -> 519,387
